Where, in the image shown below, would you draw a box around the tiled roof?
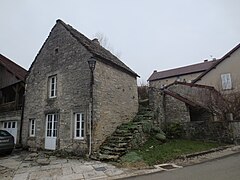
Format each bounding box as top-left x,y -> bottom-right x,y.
57,20 -> 139,77
148,60 -> 217,81
0,54 -> 27,81
193,42 -> 240,83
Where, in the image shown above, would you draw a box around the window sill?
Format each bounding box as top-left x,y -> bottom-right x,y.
74,138 -> 85,141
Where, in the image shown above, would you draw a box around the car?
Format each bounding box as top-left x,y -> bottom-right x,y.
0,130 -> 14,155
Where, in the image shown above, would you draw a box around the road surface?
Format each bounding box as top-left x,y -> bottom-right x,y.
124,152 -> 240,180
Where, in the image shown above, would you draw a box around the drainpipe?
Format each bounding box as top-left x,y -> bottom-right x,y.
19,83 -> 25,146
87,58 -> 96,156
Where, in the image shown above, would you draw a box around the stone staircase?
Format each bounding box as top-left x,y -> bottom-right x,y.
92,105 -> 154,161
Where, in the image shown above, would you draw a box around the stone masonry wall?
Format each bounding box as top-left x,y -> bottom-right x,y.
165,95 -> 191,124
22,23 -> 92,154
168,83 -> 215,107
92,61 -> 138,151
229,121 -> 240,144
149,87 -> 190,127
149,87 -> 164,125
183,121 -> 233,143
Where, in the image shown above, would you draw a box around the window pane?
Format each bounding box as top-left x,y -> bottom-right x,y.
4,122 -> 7,128
53,130 -> 57,137
77,122 -> 80,129
8,122 -> 11,128
12,122 -> 15,128
49,76 -> 57,97
76,130 -> 80,137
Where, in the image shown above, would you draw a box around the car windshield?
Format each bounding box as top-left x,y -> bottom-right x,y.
0,130 -> 11,137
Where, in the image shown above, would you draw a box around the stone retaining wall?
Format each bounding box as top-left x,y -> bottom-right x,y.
183,121 -> 233,143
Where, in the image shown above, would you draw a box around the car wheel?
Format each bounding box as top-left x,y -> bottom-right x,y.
5,149 -> 13,155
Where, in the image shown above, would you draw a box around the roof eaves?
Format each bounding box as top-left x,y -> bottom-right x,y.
57,20 -> 139,78
148,70 -> 205,82
0,54 -> 27,81
193,42 -> 240,83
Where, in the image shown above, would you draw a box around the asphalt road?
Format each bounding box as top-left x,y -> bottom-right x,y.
124,152 -> 240,180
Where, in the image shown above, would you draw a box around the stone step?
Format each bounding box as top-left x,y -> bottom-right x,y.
98,154 -> 119,161
115,129 -> 131,134
93,104 -> 153,162
102,146 -> 126,152
99,149 -> 123,156
108,142 -> 128,148
108,136 -> 132,143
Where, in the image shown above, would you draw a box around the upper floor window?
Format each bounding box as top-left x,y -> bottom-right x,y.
221,73 -> 232,90
74,113 -> 85,139
49,75 -> 57,98
29,119 -> 36,137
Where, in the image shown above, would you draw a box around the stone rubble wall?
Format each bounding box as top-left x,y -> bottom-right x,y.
229,121 -> 240,144
92,60 -> 138,151
183,121 -> 233,143
149,87 -> 190,127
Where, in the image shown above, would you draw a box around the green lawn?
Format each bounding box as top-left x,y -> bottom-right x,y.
121,138 -> 222,166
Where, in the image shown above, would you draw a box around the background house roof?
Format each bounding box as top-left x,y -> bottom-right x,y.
0,54 -> 27,81
57,19 -> 139,78
193,42 -> 240,83
148,60 -> 217,82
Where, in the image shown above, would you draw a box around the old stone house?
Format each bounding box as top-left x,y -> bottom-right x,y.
148,59 -> 217,88
22,20 -> 139,155
0,54 -> 27,145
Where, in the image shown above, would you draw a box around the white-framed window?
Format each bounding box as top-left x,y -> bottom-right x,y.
74,113 -> 85,139
49,75 -> 57,98
29,119 -> 36,137
46,114 -> 58,137
221,73 -> 232,90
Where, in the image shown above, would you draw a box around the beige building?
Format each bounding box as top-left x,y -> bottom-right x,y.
148,60 -> 217,89
193,43 -> 240,93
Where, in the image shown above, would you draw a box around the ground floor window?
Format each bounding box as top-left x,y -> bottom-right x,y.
74,113 -> 85,139
46,114 -> 58,138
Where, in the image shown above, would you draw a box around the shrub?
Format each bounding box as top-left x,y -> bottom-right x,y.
164,123 -> 184,139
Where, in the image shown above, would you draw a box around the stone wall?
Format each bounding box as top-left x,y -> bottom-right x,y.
229,121 -> 240,144
165,95 -> 191,123
167,83 -> 215,107
183,121 -> 233,143
92,61 -> 138,150
149,87 -> 190,127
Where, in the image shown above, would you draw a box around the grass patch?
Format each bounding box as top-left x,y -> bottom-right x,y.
122,138 -> 222,166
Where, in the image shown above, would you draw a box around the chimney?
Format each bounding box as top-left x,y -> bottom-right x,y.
92,38 -> 100,45
204,59 -> 208,62
154,70 -> 157,73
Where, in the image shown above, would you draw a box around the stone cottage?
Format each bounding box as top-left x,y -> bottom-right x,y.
22,19 -> 139,155
0,54 -> 27,145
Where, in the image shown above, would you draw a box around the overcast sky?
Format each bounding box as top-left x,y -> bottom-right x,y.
1,0 -> 240,83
